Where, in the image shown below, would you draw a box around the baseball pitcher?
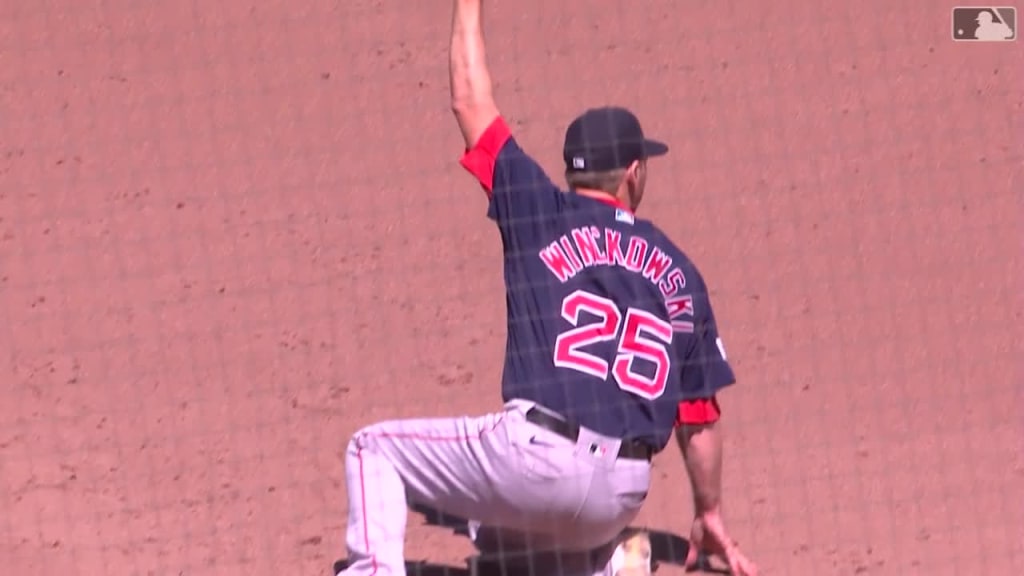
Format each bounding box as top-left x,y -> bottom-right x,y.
335,1 -> 757,575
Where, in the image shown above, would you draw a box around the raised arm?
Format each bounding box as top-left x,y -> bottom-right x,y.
450,0 -> 500,148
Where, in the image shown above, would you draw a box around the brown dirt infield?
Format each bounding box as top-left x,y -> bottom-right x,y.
1,1 -> 1021,575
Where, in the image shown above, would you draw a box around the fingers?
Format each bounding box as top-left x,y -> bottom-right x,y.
684,519 -> 704,567
718,539 -> 757,575
683,546 -> 698,569
727,551 -> 758,576
724,535 -> 760,574
687,514 -> 758,575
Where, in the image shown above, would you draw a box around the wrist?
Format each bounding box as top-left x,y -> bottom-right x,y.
694,504 -> 722,517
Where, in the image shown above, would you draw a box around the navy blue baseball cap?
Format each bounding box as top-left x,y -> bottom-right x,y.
563,106 -> 669,173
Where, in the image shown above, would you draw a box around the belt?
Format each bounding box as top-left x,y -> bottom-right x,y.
524,407 -> 653,461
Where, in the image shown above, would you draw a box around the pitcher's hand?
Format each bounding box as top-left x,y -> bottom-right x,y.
685,511 -> 757,575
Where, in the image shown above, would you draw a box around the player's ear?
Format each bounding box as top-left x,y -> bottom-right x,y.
626,160 -> 642,181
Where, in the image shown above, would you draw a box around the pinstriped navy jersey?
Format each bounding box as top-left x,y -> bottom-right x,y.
460,117 -> 734,451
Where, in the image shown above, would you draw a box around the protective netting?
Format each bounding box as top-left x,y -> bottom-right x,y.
1,1 -> 1021,575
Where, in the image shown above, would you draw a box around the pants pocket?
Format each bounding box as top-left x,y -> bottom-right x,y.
511,423 -> 576,481
612,462 -> 651,515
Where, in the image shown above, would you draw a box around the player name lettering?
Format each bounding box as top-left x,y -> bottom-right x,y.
539,226 -> 695,332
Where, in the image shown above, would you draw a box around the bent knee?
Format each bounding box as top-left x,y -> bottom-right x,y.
347,422 -> 387,453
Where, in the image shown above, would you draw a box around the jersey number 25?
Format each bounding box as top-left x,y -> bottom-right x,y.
553,289 -> 673,400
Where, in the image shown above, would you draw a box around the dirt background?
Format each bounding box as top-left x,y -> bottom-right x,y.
1,1 -> 1021,575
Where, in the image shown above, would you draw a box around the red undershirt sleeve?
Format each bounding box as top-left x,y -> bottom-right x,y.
458,116 -> 513,199
675,396 -> 721,427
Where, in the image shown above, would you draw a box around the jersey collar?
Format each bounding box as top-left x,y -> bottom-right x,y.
571,189 -> 634,215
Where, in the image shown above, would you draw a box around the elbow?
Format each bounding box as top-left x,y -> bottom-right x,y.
450,97 -> 498,127
450,100 -> 473,130
449,72 -> 495,114
450,98 -> 471,116
450,93 -> 490,115
449,66 -> 482,115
